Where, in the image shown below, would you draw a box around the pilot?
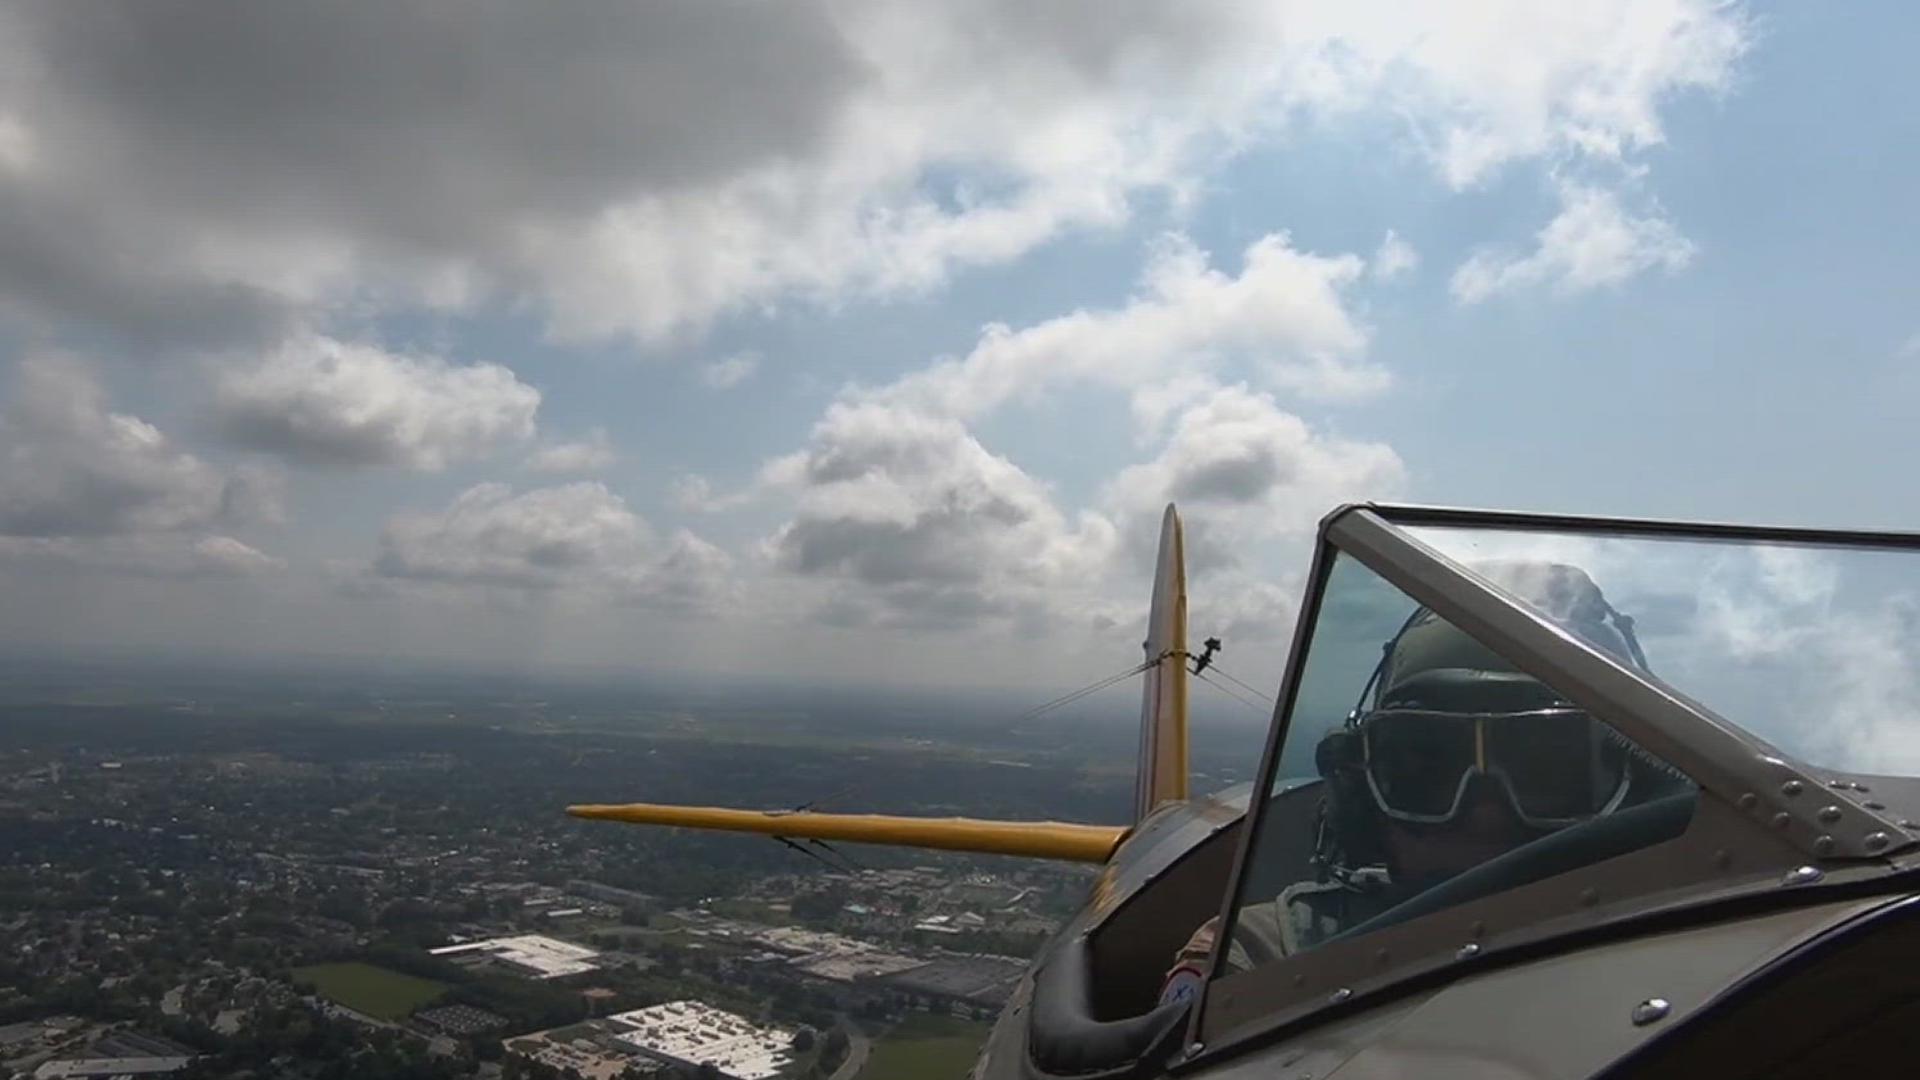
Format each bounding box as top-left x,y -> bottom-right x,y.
1161,562 -> 1672,1001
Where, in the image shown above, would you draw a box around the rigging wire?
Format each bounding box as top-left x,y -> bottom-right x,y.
1193,670 -> 1272,716
1206,665 -> 1276,706
1014,659 -> 1155,722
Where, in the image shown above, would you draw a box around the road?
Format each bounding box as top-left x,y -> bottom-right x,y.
829,1017 -> 872,1080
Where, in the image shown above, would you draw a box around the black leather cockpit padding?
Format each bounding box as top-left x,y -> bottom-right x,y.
1027,933 -> 1189,1078
1333,791 -> 1697,942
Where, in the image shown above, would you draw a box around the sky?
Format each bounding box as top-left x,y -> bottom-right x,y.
1,1 -> 1916,694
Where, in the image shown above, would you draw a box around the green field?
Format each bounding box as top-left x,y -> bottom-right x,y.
857,1013 -> 993,1080
293,962 -> 448,1021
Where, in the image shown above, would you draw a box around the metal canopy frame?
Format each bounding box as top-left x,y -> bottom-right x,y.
1184,503 -> 1920,1061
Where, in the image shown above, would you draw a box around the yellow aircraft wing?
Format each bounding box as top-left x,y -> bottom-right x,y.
566,803 -> 1125,863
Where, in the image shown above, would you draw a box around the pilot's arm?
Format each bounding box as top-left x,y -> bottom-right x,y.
1158,889 -> 1327,1004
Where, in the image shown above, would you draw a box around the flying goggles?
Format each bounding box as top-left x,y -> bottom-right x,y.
1360,706 -> 1632,829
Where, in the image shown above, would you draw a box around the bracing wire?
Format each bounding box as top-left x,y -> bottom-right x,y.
1193,670 -> 1272,717
1015,659 -> 1155,722
1207,665 -> 1276,706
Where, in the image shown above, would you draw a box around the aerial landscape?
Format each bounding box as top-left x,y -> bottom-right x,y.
5,1 -> 1920,1078
0,654 -> 1263,1078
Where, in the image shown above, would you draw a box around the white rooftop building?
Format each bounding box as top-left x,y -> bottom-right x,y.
428,934 -> 599,978
607,1000 -> 794,1080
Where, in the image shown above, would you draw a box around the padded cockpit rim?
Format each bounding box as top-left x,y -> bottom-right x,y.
1026,932 -> 1190,1079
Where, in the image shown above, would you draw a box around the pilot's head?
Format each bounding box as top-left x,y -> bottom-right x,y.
1317,562 -> 1662,888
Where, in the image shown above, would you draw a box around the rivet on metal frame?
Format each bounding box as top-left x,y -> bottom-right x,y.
1770,812 -> 1792,830
1853,782 -> 1871,793
1828,778 -> 1849,788
1814,835 -> 1837,856
1782,865 -> 1824,886
1187,1042 -> 1205,1058
1866,801 -> 1887,811
1865,832 -> 1892,852
1328,988 -> 1352,1005
1902,820 -> 1920,831
1817,805 -> 1843,824
1455,942 -> 1481,961
1630,998 -> 1672,1026
1780,780 -> 1805,797
1578,887 -> 1600,908
1711,848 -> 1733,870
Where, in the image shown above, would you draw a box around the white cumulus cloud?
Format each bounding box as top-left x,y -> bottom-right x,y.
0,355 -> 282,576
370,480 -> 732,611
216,336 -> 540,470
876,232 -> 1383,418
1105,381 -> 1405,573
0,356 -> 277,540
761,400 -> 1121,630
1450,183 -> 1696,303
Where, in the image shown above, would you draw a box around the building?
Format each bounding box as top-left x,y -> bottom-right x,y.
882,955 -> 1026,1017
567,879 -> 656,910
416,1004 -> 508,1036
428,934 -> 600,979
504,1022 -> 663,1080
32,1031 -> 198,1078
606,1001 -> 795,1080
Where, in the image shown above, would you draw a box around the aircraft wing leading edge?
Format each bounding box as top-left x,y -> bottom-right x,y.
565,804 -> 1124,862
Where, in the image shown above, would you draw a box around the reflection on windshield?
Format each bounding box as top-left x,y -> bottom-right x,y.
1408,525 -> 1920,776
1219,554 -> 1692,974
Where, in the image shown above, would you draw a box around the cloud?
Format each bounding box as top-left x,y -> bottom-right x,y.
1105,381 -> 1405,572
758,376 -> 1402,637
369,480 -> 732,611
0,356 -> 278,539
0,533 -> 285,579
671,474 -> 754,515
216,336 -> 540,470
746,218 -> 1413,636
762,400 -> 1120,630
701,352 -> 761,390
524,428 -> 617,475
1450,183 -> 1695,302
875,232 -> 1383,418
0,2 -> 1749,350
190,535 -> 285,576
1371,230 -> 1419,281
0,355 -> 283,577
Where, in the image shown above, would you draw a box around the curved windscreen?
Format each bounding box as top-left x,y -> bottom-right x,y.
1219,552 -> 1694,976
1408,525 -> 1920,777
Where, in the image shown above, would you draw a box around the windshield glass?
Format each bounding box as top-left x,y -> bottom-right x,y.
1407,524 -> 1920,777
1219,552 -> 1694,977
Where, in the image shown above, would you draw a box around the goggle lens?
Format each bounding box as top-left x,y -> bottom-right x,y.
1363,713 -> 1477,817
1488,712 -> 1628,821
